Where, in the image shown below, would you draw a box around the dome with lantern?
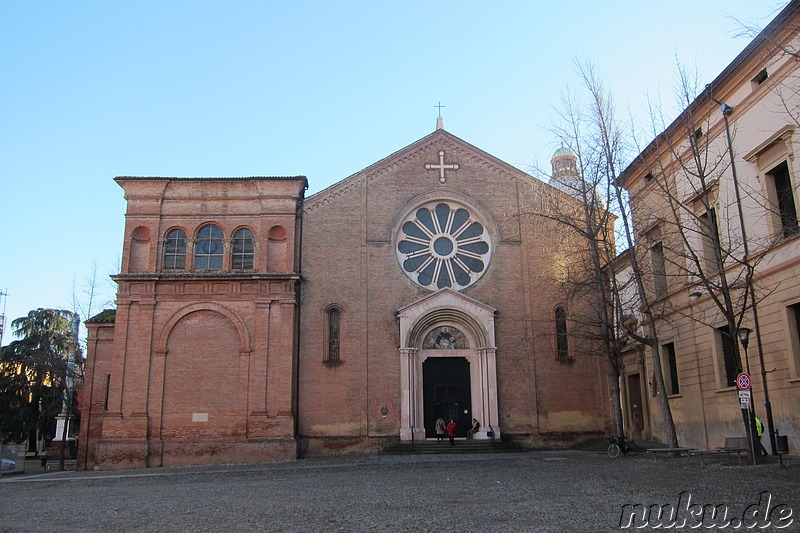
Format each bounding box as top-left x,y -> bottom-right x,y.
548,144 -> 605,207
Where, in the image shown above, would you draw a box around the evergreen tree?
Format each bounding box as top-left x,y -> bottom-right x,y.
0,309 -> 80,445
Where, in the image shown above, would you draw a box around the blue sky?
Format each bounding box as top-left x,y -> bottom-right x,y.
0,0 -> 785,345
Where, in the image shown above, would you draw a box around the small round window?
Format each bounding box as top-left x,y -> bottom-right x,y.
395,201 -> 491,291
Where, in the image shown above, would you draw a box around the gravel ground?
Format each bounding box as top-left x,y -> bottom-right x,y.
1,450 -> 797,532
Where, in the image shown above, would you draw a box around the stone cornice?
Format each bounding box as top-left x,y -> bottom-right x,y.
112,272 -> 301,282
743,125 -> 795,162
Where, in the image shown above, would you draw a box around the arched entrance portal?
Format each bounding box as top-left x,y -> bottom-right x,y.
397,289 -> 499,441
423,356 -> 472,438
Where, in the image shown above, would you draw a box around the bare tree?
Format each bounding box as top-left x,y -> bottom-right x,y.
68,259 -> 117,359
526,60 -> 682,447
534,85 -> 626,437
578,62 -> 681,449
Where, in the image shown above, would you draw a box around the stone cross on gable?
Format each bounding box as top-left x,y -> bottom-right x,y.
425,150 -> 459,183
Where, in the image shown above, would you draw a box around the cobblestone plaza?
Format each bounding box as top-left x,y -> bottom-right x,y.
2,450 -> 797,532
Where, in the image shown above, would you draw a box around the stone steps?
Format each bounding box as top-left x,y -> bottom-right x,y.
572,437 -> 612,452
381,439 -> 525,455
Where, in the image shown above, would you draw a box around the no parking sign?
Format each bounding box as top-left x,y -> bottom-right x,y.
736,373 -> 751,391
737,373 -> 751,410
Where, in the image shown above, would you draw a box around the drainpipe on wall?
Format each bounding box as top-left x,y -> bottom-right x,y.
292,184 -> 306,458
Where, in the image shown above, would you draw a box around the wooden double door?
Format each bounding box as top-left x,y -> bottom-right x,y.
422,357 -> 472,438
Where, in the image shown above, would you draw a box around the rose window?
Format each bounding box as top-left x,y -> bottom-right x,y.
396,202 -> 491,290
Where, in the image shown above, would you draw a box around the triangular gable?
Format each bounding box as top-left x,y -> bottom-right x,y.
397,287 -> 497,316
305,128 -> 599,213
305,129 -> 547,211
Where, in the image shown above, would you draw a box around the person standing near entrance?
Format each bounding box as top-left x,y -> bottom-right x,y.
446,419 -> 457,446
467,418 -> 480,439
435,418 -> 446,441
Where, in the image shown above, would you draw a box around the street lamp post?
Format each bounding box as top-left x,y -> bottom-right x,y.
706,88 -> 777,455
738,327 -> 752,367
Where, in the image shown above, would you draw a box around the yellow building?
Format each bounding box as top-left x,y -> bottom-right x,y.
617,1 -> 800,454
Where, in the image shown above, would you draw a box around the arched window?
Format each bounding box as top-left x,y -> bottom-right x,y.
555,306 -> 573,365
232,228 -> 255,270
324,305 -> 343,366
163,228 -> 187,269
194,224 -> 224,270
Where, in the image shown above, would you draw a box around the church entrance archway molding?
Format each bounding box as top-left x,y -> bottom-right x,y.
397,289 -> 499,441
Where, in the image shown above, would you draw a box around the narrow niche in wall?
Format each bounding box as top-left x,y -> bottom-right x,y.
267,225 -> 288,272
129,226 -> 151,272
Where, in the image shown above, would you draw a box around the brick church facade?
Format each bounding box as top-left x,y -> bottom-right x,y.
78,126 -> 612,469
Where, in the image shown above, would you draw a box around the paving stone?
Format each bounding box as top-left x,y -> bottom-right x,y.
1,450 -> 797,532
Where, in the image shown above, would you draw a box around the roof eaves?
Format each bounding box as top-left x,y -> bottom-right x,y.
617,1 -> 800,188
85,309 -> 116,324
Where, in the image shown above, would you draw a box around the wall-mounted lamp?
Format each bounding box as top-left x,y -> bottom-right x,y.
380,406 -> 388,418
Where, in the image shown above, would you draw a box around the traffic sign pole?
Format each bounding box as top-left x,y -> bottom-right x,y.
736,372 -> 759,464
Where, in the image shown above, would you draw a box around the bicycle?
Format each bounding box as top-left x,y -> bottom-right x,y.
607,435 -> 641,458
